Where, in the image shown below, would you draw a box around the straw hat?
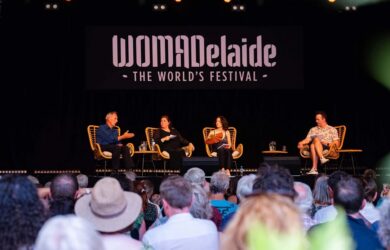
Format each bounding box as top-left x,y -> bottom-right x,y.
75,177 -> 142,233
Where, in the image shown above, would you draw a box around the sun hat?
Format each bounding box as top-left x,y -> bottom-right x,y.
75,177 -> 142,233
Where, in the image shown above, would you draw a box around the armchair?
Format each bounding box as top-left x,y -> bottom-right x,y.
202,127 -> 244,170
145,127 -> 194,173
87,125 -> 135,174
299,125 -> 346,170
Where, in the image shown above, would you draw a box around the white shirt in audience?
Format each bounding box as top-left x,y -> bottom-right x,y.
360,202 -> 380,224
314,205 -> 337,224
142,213 -> 219,250
102,234 -> 143,250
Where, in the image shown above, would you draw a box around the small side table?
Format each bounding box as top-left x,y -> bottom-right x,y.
261,150 -> 289,155
134,150 -> 158,176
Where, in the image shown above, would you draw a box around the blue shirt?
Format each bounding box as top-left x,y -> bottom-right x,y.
346,216 -> 385,250
210,199 -> 238,230
96,124 -> 119,145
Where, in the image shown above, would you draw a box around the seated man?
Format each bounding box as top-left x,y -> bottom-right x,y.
96,111 -> 135,173
297,111 -> 339,175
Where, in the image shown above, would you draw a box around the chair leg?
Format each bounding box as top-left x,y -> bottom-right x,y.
233,161 -> 238,175
351,154 -> 356,176
104,160 -> 107,176
163,161 -> 167,175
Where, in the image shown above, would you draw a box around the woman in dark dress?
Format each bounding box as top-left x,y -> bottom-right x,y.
206,116 -> 233,176
154,115 -> 194,170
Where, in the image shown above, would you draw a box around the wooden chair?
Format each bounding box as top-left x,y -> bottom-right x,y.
202,127 -> 244,171
87,125 -> 135,174
299,125 -> 346,171
145,127 -> 194,173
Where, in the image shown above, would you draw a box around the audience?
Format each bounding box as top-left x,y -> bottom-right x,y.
34,215 -> 104,250
143,176 -> 219,250
0,175 -> 46,250
0,165 -> 385,250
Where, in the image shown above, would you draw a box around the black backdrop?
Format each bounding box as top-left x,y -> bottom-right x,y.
1,0 -> 389,172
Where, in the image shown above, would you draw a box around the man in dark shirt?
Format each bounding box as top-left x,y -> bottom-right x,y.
334,177 -> 384,250
96,111 -> 135,172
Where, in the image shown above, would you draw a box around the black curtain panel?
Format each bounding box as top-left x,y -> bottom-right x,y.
0,0 -> 389,172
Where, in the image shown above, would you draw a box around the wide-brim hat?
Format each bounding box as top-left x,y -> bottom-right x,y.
75,177 -> 142,233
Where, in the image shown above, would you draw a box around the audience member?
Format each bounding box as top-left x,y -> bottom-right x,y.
75,177 -> 143,250
253,163 -> 296,200
143,176 -> 219,250
0,175 -> 46,250
314,170 -> 349,223
236,174 -> 256,203
34,215 -> 104,250
27,175 -> 41,187
334,177 -> 384,250
49,174 -> 79,217
190,183 -> 213,220
312,175 -> 332,217
184,167 -> 206,187
209,171 -> 238,231
124,170 -> 137,182
76,174 -> 89,188
221,194 -> 304,250
294,181 -> 317,231
360,178 -> 380,224
379,199 -> 390,249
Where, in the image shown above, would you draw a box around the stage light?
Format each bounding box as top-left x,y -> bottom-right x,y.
232,4 -> 245,12
45,2 -> 60,10
153,3 -> 167,11
328,0 -> 336,3
174,0 -> 182,3
224,0 -> 232,3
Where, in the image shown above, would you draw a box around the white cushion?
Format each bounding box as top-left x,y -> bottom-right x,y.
102,151 -> 112,157
232,150 -> 240,158
211,152 -> 218,157
162,151 -> 170,158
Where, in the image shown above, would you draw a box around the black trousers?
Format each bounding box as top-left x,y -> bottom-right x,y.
216,148 -> 233,170
167,149 -> 185,170
101,144 -> 134,170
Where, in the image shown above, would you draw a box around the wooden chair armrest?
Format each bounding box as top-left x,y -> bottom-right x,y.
94,143 -> 110,160
126,143 -> 135,157
154,144 -> 170,159
233,143 -> 244,159
299,144 -> 310,158
183,143 -> 195,158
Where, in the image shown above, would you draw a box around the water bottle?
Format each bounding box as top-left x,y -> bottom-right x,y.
240,165 -> 244,176
151,138 -> 155,151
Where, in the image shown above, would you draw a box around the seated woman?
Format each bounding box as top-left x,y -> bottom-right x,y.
206,116 -> 233,176
154,115 -> 194,170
